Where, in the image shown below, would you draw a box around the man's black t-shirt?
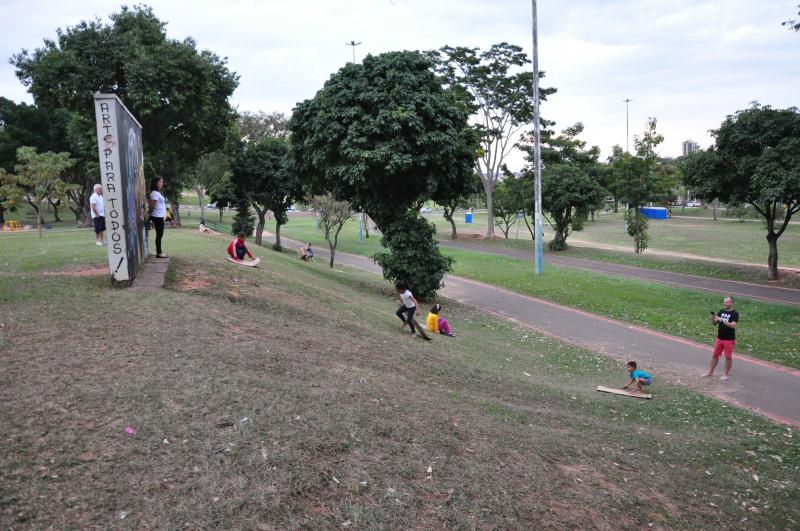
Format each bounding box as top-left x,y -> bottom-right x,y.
717,309 -> 739,341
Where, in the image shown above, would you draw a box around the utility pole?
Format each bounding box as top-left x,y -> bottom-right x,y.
531,0 -> 543,276
346,40 -> 361,63
622,98 -> 632,153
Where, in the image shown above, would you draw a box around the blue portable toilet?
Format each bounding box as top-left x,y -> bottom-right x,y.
465,210 -> 473,224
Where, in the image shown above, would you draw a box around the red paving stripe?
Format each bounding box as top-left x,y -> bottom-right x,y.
451,275 -> 800,379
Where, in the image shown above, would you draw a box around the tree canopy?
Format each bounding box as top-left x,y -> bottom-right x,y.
12,5 -> 239,207
230,137 -> 299,249
429,43 -> 556,237
682,105 -> 800,279
290,50 -> 477,298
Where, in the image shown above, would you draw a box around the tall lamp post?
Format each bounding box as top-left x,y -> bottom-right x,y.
531,0 -> 543,275
346,40 -> 361,63
622,98 -> 632,153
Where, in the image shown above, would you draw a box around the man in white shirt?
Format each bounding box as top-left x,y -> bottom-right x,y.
89,184 -> 105,246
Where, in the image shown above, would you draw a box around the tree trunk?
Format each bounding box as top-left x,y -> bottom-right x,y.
254,211 -> 266,246
199,193 -> 206,223
484,183 -> 495,238
363,213 -> 369,238
274,221 -> 282,250
443,206 -> 457,240
171,201 -> 181,227
634,206 -> 641,254
49,199 -> 62,222
0,206 -> 4,224
613,197 -> 619,213
37,199 -> 44,238
767,232 -> 779,281
329,242 -> 336,268
218,207 -> 223,222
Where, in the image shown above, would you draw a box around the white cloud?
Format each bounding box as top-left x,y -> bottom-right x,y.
1,0 -> 798,165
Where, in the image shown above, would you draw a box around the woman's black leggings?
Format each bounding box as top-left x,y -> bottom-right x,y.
396,305 -> 417,332
151,216 -> 165,255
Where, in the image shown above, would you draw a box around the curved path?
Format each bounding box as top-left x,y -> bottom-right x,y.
439,239 -> 800,306
271,235 -> 800,426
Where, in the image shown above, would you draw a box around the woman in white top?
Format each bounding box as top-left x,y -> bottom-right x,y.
148,176 -> 168,258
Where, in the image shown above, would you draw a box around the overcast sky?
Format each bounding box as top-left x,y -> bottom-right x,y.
1,0 -> 798,168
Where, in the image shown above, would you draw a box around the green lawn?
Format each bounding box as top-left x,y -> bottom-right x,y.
423,209 -> 800,268
1,229 -> 798,527
281,216 -> 800,369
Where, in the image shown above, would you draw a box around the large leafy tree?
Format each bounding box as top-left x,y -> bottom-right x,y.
609,119 -> 675,253
521,123 -> 606,249
0,98 -> 88,224
430,43 -> 556,238
0,147 -> 75,237
230,137 -> 300,249
12,5 -> 239,221
682,105 -> 800,280
290,51 -> 477,299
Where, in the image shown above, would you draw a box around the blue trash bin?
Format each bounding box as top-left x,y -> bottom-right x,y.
465,211 -> 473,224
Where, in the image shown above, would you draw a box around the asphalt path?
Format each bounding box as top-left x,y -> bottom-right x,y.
269,235 -> 800,426
439,239 -> 800,306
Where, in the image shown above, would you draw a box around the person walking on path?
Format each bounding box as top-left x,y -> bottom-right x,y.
89,184 -> 105,246
703,296 -> 739,381
148,176 -> 168,258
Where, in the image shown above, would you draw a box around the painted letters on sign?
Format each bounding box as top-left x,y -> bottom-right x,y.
93,93 -> 148,282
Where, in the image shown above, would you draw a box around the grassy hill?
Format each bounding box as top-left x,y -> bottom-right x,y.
1,229 -> 797,528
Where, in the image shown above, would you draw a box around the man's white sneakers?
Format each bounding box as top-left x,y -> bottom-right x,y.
720,375 -> 730,381
95,241 -> 103,246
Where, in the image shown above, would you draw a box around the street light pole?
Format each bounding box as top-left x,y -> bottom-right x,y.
622,98 -> 632,153
346,40 -> 362,63
531,0 -> 543,276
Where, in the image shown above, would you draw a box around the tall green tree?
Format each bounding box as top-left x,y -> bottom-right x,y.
682,105 -> 800,280
521,123 -> 606,249
430,43 -> 556,238
609,119 -> 675,253
290,51 -> 477,299
230,137 -> 299,249
12,5 -> 239,222
0,147 -> 75,237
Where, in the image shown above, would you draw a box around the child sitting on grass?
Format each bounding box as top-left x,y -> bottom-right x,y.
622,361 -> 653,394
425,303 -> 454,337
227,232 -> 255,261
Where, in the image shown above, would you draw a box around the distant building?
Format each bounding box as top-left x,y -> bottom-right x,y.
682,140 -> 700,156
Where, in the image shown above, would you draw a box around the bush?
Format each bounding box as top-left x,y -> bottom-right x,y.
372,213 -> 453,300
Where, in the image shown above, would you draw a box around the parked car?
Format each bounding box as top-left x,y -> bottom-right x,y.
207,202 -> 217,209
420,207 -> 432,214
686,199 -> 702,207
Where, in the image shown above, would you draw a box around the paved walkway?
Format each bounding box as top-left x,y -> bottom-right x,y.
439,240 -> 800,306
130,256 -> 170,290
271,235 -> 800,426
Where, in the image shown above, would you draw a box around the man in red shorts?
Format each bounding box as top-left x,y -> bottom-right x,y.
702,296 -> 739,381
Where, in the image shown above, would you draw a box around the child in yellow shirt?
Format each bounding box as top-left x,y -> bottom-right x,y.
426,304 -> 454,337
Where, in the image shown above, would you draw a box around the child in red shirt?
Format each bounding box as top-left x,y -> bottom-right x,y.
227,232 -> 254,261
